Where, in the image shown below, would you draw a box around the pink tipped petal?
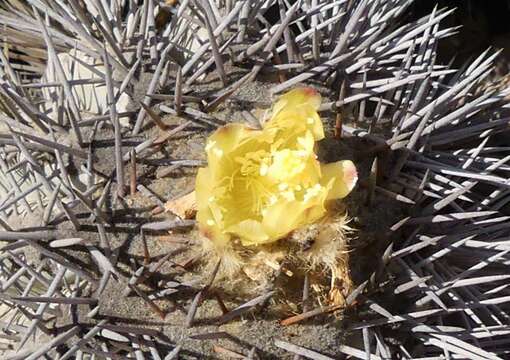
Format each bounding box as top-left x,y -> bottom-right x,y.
288,87 -> 321,110
342,160 -> 358,192
269,87 -> 321,119
321,160 -> 358,200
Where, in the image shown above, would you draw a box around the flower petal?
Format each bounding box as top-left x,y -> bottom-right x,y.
267,87 -> 324,141
262,199 -> 307,240
206,124 -> 255,155
272,87 -> 321,116
321,160 -> 358,200
197,207 -> 230,247
196,167 -> 227,230
195,167 -> 213,209
226,219 -> 270,246
206,124 -> 264,177
261,188 -> 328,242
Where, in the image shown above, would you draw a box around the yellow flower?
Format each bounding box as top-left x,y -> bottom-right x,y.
196,88 -> 357,247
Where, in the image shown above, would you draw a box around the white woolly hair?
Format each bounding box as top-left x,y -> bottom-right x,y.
302,213 -> 352,270
199,236 -> 246,277
198,208 -> 354,303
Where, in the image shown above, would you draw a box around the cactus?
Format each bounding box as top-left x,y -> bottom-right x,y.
1,0 -> 509,358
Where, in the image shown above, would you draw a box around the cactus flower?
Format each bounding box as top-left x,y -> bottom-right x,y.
196,88 -> 357,247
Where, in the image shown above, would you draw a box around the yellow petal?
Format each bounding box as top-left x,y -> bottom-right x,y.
308,111 -> 325,141
300,156 -> 322,188
195,167 -> 213,210
272,87 -> 321,116
262,199 -> 306,240
268,108 -> 324,142
266,87 -> 324,141
268,130 -> 321,187
321,160 -> 358,200
196,207 -> 230,247
207,123 -> 275,158
296,130 -> 315,152
301,183 -> 329,223
261,189 -> 328,242
302,203 -> 327,224
206,123 -> 267,177
226,219 -> 270,246
196,167 -> 226,228
206,124 -> 255,156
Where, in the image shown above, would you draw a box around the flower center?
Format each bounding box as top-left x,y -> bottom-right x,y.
233,150 -> 273,215
269,149 -> 307,182
235,150 -> 270,177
